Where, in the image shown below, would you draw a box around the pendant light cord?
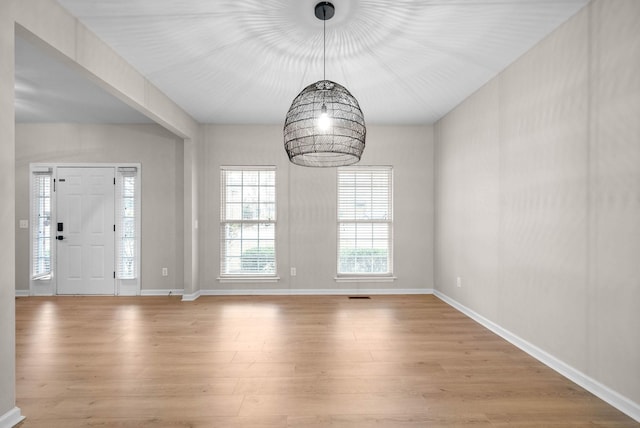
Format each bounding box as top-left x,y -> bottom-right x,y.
323,5 -> 326,81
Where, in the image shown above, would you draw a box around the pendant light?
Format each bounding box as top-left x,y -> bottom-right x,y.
283,1 -> 366,167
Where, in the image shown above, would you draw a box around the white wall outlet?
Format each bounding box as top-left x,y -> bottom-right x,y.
162,268 -> 168,276
19,219 -> 29,229
456,276 -> 462,288
290,267 -> 297,277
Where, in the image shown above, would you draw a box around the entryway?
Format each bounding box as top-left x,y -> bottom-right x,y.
56,167 -> 115,295
29,163 -> 140,296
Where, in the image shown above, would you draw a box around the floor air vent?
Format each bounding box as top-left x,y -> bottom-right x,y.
348,296 -> 371,299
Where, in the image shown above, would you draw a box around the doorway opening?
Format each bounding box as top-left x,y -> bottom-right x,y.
29,163 -> 141,296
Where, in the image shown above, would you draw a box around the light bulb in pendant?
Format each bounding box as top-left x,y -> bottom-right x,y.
318,103 -> 330,131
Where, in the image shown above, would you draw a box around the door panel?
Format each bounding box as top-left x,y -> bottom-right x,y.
57,167 -> 115,295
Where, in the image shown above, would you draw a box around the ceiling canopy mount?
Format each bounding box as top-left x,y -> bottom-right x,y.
314,2 -> 335,20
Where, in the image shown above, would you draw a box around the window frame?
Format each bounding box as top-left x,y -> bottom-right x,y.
336,166 -> 394,279
31,167 -> 53,280
116,167 -> 139,280
219,166 -> 278,280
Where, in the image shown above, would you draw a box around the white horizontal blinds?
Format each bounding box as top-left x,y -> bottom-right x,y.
221,167 -> 276,276
117,167 -> 137,279
338,167 -> 392,275
32,171 -> 52,278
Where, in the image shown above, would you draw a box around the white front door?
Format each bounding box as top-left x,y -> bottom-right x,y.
56,167 -> 115,295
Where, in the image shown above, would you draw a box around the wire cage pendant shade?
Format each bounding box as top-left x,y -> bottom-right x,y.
284,79 -> 366,167
283,2 -> 366,167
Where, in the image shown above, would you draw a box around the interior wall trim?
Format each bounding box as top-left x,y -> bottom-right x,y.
181,290 -> 201,302
0,407 -> 24,428
16,288 -> 433,301
434,290 -> 640,423
196,288 -> 433,297
140,289 -> 184,297
17,289 -> 187,298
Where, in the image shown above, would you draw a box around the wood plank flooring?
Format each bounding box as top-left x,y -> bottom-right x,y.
15,295 -> 638,427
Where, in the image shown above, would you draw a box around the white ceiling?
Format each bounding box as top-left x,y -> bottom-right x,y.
16,0 -> 589,125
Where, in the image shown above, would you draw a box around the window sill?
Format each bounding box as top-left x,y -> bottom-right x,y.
334,275 -> 397,283
218,276 -> 281,283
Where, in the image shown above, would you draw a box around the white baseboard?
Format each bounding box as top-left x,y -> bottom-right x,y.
17,287 -> 433,299
16,289 -> 184,297
182,290 -> 201,301
434,290 -> 640,423
197,288 -> 434,296
0,407 -> 24,428
140,289 -> 184,297
118,282 -> 141,296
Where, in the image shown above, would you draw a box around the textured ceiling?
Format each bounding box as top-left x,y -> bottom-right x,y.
17,0 -> 589,125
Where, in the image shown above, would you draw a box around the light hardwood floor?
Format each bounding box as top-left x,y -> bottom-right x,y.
15,295 -> 638,427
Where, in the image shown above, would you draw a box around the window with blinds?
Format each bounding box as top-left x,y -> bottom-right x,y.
220,167 -> 277,277
337,167 -> 393,275
32,171 -> 52,279
117,167 -> 138,279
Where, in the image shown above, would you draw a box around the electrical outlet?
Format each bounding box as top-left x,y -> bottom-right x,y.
290,267 -> 297,277
19,219 -> 29,229
456,277 -> 462,288
162,268 -> 168,276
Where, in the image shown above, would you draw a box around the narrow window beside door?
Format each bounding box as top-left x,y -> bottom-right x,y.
32,170 -> 52,279
117,167 -> 138,279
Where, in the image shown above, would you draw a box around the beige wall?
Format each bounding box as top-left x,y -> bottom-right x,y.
14,124 -> 185,293
0,0 -> 17,422
435,0 -> 640,408
201,124 -> 434,293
